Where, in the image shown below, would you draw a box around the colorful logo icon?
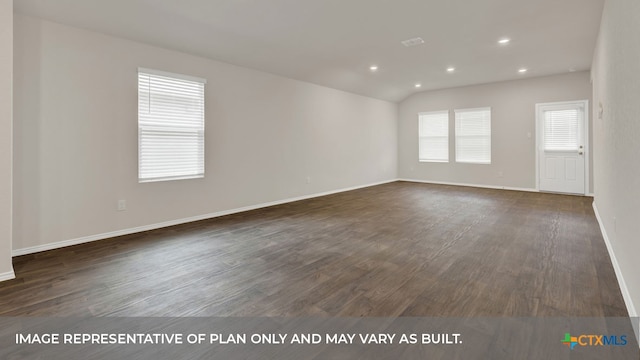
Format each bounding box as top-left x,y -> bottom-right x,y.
562,333 -> 578,349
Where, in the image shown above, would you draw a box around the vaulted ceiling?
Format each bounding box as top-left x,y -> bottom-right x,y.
15,0 -> 604,102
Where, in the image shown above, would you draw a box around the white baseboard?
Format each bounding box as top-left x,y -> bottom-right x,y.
12,179 -> 398,257
592,201 -> 638,319
0,269 -> 15,282
398,178 -> 538,193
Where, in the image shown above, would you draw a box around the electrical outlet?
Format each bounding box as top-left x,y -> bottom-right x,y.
306,176 -> 311,184
117,200 -> 126,211
498,171 -> 504,178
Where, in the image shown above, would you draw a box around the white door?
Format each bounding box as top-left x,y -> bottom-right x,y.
536,101 -> 588,195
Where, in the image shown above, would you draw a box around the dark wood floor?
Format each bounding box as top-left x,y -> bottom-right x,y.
0,181 -> 628,317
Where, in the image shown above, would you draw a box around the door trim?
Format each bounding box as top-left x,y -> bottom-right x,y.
535,100 -> 589,195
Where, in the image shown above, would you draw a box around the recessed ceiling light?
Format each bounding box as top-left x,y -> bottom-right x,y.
447,67 -> 455,72
498,38 -> 510,44
518,68 -> 528,73
369,65 -> 378,71
415,83 -> 422,88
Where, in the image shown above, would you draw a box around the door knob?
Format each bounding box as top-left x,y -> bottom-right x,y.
578,151 -> 583,155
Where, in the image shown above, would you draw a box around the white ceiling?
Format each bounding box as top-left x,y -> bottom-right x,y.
14,0 -> 604,102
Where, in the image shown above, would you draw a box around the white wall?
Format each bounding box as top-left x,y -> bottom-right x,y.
0,0 -> 14,280
12,15 -> 398,253
591,0 -> 640,319
398,72 -> 592,191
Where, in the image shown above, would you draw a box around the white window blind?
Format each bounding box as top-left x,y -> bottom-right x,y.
544,109 -> 579,151
138,68 -> 206,182
418,111 -> 449,162
455,107 -> 491,164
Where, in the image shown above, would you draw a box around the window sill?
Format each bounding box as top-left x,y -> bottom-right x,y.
139,174 -> 204,183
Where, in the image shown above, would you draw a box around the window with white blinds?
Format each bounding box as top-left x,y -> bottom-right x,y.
544,109 -> 579,151
454,107 -> 491,164
138,68 -> 206,182
418,111 -> 449,162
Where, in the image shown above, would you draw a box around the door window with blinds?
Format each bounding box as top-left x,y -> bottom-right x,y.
418,111 -> 449,162
543,108 -> 580,151
138,68 -> 206,182
454,107 -> 491,164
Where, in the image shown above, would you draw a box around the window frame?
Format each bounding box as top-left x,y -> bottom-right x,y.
137,68 -> 207,183
418,110 -> 450,163
454,107 -> 492,164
